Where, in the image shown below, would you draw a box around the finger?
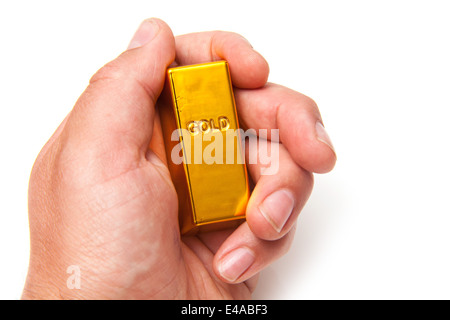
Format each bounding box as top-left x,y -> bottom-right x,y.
244,139 -> 313,240
213,222 -> 296,284
186,231 -> 260,293
235,83 -> 337,173
63,18 -> 175,156
175,31 -> 269,88
243,273 -> 260,294
197,228 -> 236,254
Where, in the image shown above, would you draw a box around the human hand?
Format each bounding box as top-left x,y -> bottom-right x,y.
22,18 -> 336,299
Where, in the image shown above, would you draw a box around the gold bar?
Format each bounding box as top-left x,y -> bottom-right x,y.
159,61 -> 249,235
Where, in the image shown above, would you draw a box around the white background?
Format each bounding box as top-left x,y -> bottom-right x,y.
1,0 -> 449,300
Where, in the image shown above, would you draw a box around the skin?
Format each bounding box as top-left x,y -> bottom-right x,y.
22,18 -> 336,299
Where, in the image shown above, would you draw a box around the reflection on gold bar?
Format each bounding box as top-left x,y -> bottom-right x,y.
159,61 -> 249,235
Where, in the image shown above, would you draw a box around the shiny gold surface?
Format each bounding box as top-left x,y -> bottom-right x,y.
159,61 -> 249,235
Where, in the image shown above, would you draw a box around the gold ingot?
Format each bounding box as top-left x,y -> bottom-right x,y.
159,61 -> 249,235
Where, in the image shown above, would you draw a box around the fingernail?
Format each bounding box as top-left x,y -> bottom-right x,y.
218,247 -> 255,282
259,189 -> 295,233
315,121 -> 336,154
127,18 -> 160,50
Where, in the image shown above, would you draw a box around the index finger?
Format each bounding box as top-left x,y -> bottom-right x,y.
175,31 -> 269,88
235,83 -> 337,174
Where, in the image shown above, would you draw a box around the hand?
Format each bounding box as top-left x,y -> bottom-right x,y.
22,18 -> 336,299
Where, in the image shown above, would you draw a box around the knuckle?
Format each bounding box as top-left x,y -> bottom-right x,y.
89,55 -> 127,85
299,94 -> 320,115
303,94 -> 318,109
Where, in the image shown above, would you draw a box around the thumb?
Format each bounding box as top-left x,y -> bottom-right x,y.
62,18 -> 175,156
